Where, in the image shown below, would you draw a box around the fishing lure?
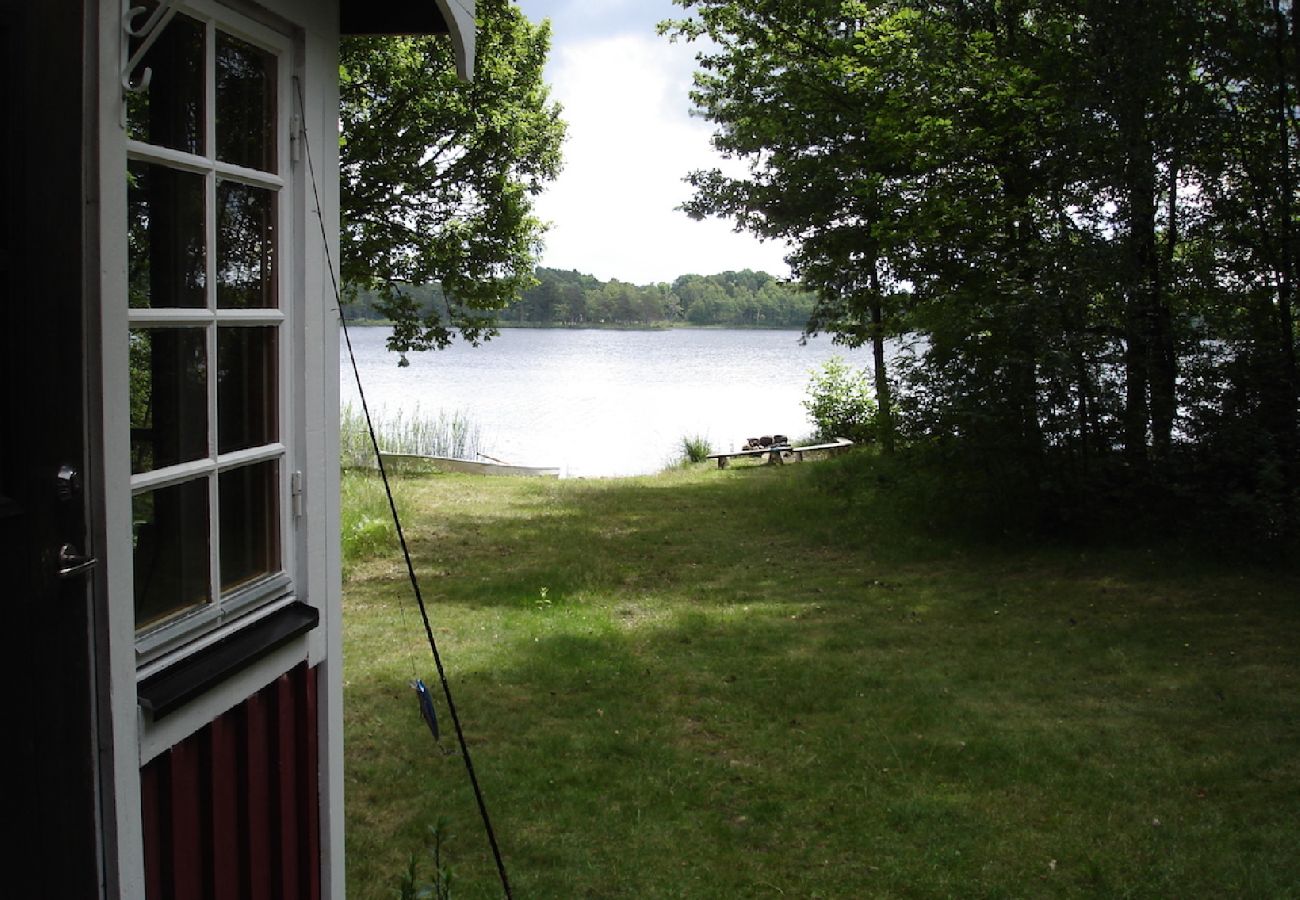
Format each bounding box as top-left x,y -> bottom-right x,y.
411,678 -> 440,742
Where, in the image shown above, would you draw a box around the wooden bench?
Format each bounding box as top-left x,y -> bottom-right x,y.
787,437 -> 854,460
707,437 -> 853,469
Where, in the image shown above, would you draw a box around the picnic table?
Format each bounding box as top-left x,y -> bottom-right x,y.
706,437 -> 853,469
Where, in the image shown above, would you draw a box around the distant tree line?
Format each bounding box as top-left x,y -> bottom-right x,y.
508,268 -> 814,327
342,282 -> 450,323
342,267 -> 817,329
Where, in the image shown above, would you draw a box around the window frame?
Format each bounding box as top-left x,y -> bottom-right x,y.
126,1 -> 300,668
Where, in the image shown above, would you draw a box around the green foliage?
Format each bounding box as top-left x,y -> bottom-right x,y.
340,470 -> 397,574
343,267 -> 818,331
339,403 -> 377,470
803,357 -> 876,444
342,284 -> 450,325
664,0 -> 1300,542
340,403 -> 483,469
396,820 -> 455,900
678,434 -> 713,464
339,0 -> 565,355
509,267 -> 815,328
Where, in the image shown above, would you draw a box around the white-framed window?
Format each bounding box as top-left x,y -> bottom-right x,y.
125,1 -> 298,665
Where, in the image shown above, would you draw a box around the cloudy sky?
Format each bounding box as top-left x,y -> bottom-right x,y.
510,0 -> 791,285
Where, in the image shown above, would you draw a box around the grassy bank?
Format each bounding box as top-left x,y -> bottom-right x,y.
343,458 -> 1300,898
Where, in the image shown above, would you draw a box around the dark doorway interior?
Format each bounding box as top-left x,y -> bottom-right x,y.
0,2 -> 103,896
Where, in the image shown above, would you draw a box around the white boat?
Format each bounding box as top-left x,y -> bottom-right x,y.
377,451 -> 560,478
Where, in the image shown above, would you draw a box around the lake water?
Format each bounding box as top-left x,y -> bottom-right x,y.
340,326 -> 874,477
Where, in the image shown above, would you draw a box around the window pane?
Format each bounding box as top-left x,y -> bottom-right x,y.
217,181 -> 277,309
125,5 -> 206,155
130,328 -> 209,474
134,479 -> 211,630
220,461 -> 280,593
216,31 -> 277,172
217,326 -> 278,453
128,162 -> 207,309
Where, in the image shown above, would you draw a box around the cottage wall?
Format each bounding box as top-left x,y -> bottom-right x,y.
94,1 -> 344,896
0,2 -> 468,895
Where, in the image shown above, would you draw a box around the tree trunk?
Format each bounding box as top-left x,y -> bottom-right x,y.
1272,0 -> 1298,528
1122,304 -> 1150,468
1292,0 -> 1300,109
1073,344 -> 1094,470
1138,150 -> 1175,465
1153,99 -> 1184,469
867,265 -> 895,454
1119,101 -> 1166,469
997,0 -> 1044,464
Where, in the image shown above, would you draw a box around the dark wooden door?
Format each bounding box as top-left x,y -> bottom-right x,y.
0,2 -> 103,896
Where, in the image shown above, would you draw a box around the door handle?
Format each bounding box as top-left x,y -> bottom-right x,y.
58,543 -> 98,579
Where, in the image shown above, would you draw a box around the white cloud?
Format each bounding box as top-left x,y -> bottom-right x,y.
532,32 -> 790,285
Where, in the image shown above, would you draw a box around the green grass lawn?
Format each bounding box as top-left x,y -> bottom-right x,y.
342,458 -> 1300,899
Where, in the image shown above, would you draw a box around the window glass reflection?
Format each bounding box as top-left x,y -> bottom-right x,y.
134,479 -> 211,630
220,461 -> 280,593
126,4 -> 206,155
217,181 -> 277,308
128,162 -> 207,309
216,31 -> 277,172
217,326 -> 278,453
130,328 -> 209,474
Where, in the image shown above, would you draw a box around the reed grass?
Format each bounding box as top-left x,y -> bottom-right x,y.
678,433 -> 714,465
341,403 -> 485,468
339,404 -> 483,574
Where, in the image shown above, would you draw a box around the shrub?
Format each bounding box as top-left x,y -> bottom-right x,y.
803,356 -> 877,444
340,470 -> 401,574
679,434 -> 713,464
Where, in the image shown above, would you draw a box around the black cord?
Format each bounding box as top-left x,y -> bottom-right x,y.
296,78 -> 514,900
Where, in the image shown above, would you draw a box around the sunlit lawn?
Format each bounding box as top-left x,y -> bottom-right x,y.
343,460 -> 1300,898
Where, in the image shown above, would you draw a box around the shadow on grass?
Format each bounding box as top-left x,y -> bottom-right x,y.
344,461 -> 1300,899
349,462 -> 945,613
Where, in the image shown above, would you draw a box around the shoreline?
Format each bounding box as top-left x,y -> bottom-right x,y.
341,318 -> 809,333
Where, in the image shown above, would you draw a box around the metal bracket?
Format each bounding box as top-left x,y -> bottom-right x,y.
121,0 -> 183,94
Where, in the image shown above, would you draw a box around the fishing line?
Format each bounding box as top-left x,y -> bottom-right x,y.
296,78 -> 514,900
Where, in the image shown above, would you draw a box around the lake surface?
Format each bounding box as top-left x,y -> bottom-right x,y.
340,327 -> 874,477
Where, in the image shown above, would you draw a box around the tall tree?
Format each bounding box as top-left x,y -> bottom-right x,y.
666,1 -> 1086,457
1184,0 -> 1300,526
339,0 -> 565,354
667,0 -> 1298,538
665,0 -> 913,451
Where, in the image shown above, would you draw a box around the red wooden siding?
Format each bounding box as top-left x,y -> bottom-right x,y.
140,663 -> 322,900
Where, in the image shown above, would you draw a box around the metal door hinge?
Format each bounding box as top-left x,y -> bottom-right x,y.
291,470 -> 304,519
